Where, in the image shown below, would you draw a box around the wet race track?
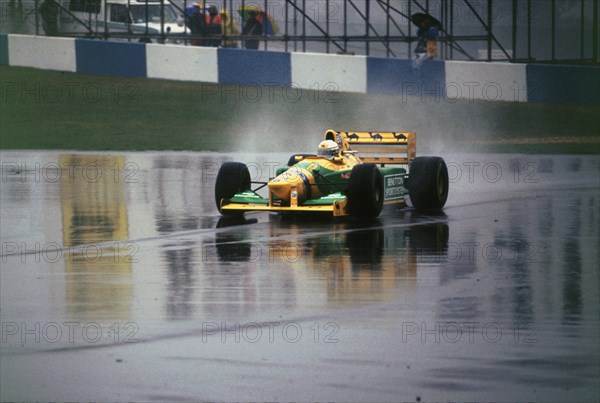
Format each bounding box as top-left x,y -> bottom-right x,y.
1,150 -> 599,401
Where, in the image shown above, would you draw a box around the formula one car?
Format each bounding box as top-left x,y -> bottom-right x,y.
215,129 -> 449,217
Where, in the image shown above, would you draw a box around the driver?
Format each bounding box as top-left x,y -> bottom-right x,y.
317,140 -> 340,159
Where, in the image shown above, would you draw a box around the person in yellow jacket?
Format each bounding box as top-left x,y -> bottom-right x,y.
220,8 -> 239,48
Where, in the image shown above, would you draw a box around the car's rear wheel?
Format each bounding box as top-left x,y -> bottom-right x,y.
347,164 -> 384,218
406,156 -> 449,210
214,162 -> 251,214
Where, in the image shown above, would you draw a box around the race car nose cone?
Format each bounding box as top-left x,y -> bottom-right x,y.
269,169 -> 308,203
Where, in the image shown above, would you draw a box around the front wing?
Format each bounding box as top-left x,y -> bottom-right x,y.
220,190 -> 351,216
220,189 -> 407,217
220,199 -> 350,216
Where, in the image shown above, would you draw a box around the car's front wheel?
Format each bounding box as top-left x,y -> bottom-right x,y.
406,156 -> 449,210
347,164 -> 384,218
214,162 -> 251,214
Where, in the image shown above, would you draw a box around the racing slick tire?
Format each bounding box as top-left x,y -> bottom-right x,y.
406,156 -> 449,211
215,162 -> 251,214
287,154 -> 317,166
347,164 -> 384,218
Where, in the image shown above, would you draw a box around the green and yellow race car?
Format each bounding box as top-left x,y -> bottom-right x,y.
215,129 -> 449,218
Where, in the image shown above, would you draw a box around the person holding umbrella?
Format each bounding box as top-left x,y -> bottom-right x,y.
240,8 -> 262,49
238,6 -> 279,50
411,13 -> 441,69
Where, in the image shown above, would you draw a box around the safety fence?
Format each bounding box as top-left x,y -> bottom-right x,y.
1,0 -> 598,63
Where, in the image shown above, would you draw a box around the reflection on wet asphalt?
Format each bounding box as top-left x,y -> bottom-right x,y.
1,151 -> 598,401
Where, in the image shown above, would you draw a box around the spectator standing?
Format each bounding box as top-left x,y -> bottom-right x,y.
411,13 -> 440,69
241,10 -> 262,50
220,8 -> 239,48
204,5 -> 222,47
39,0 -> 59,36
187,3 -> 205,46
7,0 -> 25,33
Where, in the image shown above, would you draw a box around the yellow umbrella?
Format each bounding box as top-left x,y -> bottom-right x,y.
237,5 -> 279,35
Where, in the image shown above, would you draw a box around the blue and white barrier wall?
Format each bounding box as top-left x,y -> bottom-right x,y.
1,34 -> 598,105
7,34 -> 77,72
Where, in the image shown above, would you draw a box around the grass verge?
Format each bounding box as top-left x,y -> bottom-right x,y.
1,66 -> 598,153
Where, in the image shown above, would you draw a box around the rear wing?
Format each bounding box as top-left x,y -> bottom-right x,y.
324,130 -> 416,165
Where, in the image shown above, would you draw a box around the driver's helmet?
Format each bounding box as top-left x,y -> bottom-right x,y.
317,140 -> 339,157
